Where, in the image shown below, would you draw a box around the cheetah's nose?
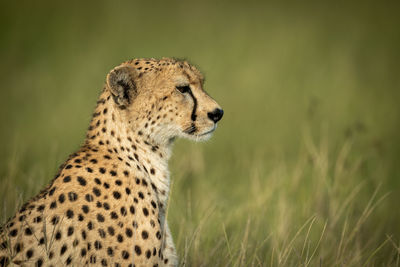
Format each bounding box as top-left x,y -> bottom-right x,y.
207,108 -> 224,123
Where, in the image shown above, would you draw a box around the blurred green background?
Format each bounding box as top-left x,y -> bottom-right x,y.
1,0 -> 399,265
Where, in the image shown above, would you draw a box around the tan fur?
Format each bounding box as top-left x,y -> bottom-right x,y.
0,58 -> 223,267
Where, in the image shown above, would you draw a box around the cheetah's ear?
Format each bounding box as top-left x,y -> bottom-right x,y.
106,65 -> 139,108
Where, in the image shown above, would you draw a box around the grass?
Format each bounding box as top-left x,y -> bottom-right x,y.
1,0 -> 400,266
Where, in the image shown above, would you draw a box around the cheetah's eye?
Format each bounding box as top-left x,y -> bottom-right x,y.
176,85 -> 191,94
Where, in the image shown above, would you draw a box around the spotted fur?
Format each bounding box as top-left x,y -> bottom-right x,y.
0,58 -> 223,267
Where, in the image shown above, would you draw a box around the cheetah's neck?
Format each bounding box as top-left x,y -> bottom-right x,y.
85,88 -> 173,209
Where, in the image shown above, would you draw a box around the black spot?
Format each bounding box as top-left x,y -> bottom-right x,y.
81,248 -> 87,257
98,228 -> 106,238
146,249 -> 151,259
37,205 -> 45,212
49,187 -> 56,196
113,191 -> 121,199
68,192 -> 78,202
94,178 -> 101,185
117,234 -> 123,243
107,247 -> 113,256
9,229 -> 18,237
90,255 -> 96,264
85,194 -> 94,202
78,214 -> 84,221
18,215 -> 26,222
125,228 -> 133,238
60,244 -> 67,255
97,214 -> 105,222
59,194 -> 66,203
120,207 -> 127,216
77,176 -> 87,186
129,205 -> 135,214
36,258 -> 44,267
110,170 -> 117,176
150,168 -> 155,175
34,215 -> 43,223
142,230 -> 148,239
125,188 -> 131,195
66,209 -> 74,219
67,226 -> 74,236
107,226 -> 115,236
123,170 -> 129,177
101,259 -> 107,266
55,231 -> 61,240
82,205 -> 89,214
134,245 -> 142,255
151,183 -> 157,191
138,192 -> 144,199
51,216 -> 60,225
0,256 -> 9,266
65,165 -> 73,170
103,202 -> 110,210
122,250 -> 130,259
156,231 -> 161,239
90,159 -> 98,164
50,201 -> 57,209
26,249 -> 34,258
115,180 -> 122,186
14,243 -> 22,253
87,221 -> 93,230
151,201 -> 157,209
93,187 -> 101,197
99,167 -> 106,174
110,212 -> 118,219
81,230 -> 87,240
66,255 -> 72,265
94,240 -> 102,250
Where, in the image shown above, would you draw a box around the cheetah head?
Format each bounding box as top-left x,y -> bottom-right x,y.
106,58 -> 223,144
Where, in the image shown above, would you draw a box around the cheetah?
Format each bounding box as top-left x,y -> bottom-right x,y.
0,58 -> 223,267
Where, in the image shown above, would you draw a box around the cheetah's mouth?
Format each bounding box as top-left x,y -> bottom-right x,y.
183,123 -> 217,137
196,124 -> 217,137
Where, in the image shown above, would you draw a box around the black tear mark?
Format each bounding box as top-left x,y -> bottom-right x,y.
187,90 -> 197,121
117,80 -> 131,104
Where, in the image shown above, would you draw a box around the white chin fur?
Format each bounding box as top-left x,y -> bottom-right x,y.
188,125 -> 216,142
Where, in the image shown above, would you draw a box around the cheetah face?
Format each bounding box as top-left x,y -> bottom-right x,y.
106,59 -> 223,143
170,72 -> 223,141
